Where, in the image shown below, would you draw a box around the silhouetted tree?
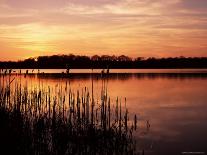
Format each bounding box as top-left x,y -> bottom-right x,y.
0,54 -> 207,69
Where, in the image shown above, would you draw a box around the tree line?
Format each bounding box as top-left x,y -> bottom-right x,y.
0,54 -> 207,69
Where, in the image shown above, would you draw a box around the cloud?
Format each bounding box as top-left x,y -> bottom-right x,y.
2,0 -> 68,9
0,0 -> 207,59
61,0 -> 168,16
176,0 -> 207,10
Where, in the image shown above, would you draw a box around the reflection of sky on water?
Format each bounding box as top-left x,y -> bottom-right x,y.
1,72 -> 207,154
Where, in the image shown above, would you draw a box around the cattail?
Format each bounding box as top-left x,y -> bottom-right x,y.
0,75 -> 138,154
108,98 -> 111,129
134,115 -> 137,131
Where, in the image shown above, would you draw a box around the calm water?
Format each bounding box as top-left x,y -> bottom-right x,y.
1,69 -> 207,154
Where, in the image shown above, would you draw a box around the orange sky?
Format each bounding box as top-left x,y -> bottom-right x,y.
0,0 -> 207,61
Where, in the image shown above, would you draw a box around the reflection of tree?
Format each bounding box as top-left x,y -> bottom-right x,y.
0,54 -> 207,69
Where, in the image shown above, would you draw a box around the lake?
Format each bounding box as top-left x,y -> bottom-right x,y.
1,69 -> 207,155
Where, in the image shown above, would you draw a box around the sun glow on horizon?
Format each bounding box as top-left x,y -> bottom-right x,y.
0,0 -> 207,60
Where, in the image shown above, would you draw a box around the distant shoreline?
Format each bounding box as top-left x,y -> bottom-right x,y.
1,69 -> 207,75
1,54 -> 207,69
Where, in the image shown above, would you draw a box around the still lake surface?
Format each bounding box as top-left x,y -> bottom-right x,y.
1,69 -> 207,154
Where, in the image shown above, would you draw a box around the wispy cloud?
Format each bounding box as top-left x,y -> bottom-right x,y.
0,0 -> 207,60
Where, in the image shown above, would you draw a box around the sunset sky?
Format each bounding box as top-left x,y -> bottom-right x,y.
0,0 -> 207,60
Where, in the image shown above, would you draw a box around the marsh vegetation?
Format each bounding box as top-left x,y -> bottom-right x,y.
0,75 -> 138,155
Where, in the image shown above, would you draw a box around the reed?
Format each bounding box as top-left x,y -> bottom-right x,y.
0,75 -> 138,155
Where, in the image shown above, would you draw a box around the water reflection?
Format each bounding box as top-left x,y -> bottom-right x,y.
7,72 -> 207,80
1,72 -> 207,154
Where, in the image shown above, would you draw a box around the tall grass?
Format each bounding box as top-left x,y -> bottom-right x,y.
0,74 -> 138,155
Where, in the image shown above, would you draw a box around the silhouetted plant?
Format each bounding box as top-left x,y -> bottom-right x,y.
0,75 -> 138,155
